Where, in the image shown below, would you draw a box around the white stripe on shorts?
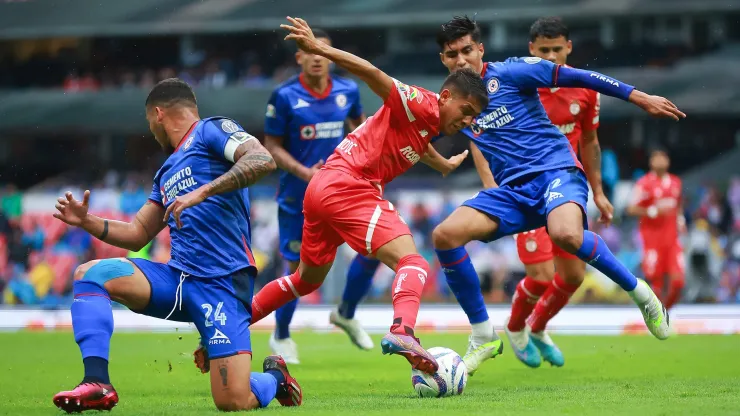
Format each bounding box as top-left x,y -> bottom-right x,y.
365,205 -> 383,255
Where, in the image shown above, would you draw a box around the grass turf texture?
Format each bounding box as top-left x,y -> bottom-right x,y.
2,331 -> 739,415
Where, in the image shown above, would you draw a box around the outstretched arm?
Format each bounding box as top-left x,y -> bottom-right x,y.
54,191 -> 166,252
281,17 -> 394,100
421,143 -> 469,177
555,66 -> 686,120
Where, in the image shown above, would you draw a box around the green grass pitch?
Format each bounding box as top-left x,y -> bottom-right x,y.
2,331 -> 739,415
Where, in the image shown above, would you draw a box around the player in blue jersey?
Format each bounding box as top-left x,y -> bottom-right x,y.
430,16 -> 685,374
51,78 -> 302,412
262,28 -> 379,363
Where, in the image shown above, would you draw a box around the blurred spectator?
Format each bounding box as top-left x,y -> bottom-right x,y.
120,179 -> 148,216
241,64 -> 270,87
202,60 -> 227,89
1,184 -> 22,220
602,148 -> 619,201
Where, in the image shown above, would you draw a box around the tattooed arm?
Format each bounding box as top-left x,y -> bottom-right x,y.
164,139 -> 277,228
204,139 -> 277,196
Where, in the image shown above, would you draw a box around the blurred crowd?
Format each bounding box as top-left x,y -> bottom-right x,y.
1,172 -> 739,309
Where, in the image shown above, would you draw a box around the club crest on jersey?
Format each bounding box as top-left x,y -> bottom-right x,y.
570,101 -> 581,116
525,238 -> 538,253
289,240 -> 301,253
221,120 -> 239,134
182,136 -> 194,150
266,104 -> 276,118
408,87 -> 422,103
335,94 -> 347,108
300,125 -> 316,140
487,78 -> 500,94
470,123 -> 482,136
524,57 -> 542,64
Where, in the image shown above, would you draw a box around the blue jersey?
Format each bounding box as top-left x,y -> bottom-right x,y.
465,58 -> 582,187
265,74 -> 363,214
148,117 -> 257,277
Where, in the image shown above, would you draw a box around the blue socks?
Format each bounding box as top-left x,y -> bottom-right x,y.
338,255 -> 379,319
435,247 -> 489,324
275,263 -> 297,340
72,280 -> 114,384
576,230 -> 638,291
250,372 -> 279,408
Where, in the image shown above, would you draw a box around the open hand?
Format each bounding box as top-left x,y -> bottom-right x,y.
164,187 -> 208,229
443,149 -> 469,177
629,90 -> 686,121
281,17 -> 324,55
53,190 -> 90,227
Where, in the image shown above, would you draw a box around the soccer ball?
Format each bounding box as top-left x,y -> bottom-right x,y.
410,347 -> 467,398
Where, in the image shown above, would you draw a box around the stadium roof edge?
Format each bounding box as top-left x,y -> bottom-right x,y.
0,1 -> 738,40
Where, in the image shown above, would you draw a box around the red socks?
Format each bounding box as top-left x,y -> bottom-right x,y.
251,271 -> 322,324
528,273 -> 581,333
665,278 -> 684,310
390,254 -> 428,335
508,276 -> 549,332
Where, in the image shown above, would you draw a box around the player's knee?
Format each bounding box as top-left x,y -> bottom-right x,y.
549,227 -> 582,254
562,272 -> 585,286
214,396 -> 255,412
526,263 -> 554,282
432,224 -> 459,250
73,260 -> 99,281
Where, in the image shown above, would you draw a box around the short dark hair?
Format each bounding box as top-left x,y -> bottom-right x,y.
650,147 -> 669,158
529,17 -> 570,42
312,28 -> 331,42
441,68 -> 488,109
436,15 -> 481,51
145,78 -> 197,108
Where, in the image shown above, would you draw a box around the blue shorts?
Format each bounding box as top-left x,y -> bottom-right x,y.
463,167 -> 589,242
278,207 -> 303,262
130,259 -> 255,359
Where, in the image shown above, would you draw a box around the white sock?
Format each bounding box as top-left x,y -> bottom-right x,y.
628,279 -> 651,304
471,320 -> 498,343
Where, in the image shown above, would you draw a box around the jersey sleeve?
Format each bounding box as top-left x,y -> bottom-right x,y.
502,57 -> 557,91
631,178 -> 652,207
347,82 -> 364,120
264,89 -> 290,137
384,78 -> 438,128
583,90 -> 600,131
203,119 -> 258,163
148,173 -> 163,207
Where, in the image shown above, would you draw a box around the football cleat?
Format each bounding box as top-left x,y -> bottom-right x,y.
269,334 -> 300,365
263,355 -> 302,406
329,309 -> 374,350
193,341 -> 209,373
504,316 -> 541,368
380,332 -> 439,374
530,330 -> 564,367
637,280 -> 671,340
462,335 -> 504,376
53,382 -> 118,413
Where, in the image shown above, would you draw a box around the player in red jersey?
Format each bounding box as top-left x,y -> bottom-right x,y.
499,17 -> 615,368
627,149 -> 686,309
249,17 -> 488,375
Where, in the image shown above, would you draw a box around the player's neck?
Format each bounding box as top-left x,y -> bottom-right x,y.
301,73 -> 330,95
653,170 -> 668,179
166,109 -> 200,149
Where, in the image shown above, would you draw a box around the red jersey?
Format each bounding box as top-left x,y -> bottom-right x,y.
325,78 -> 440,186
631,172 -> 682,243
538,85 -> 600,152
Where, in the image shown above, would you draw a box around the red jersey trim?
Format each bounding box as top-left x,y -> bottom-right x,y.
174,121 -> 199,152
299,73 -> 333,100
242,234 -> 256,267
480,62 -> 488,78
553,64 -> 561,87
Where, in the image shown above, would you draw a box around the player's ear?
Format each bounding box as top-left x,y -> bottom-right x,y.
528,41 -> 535,56
439,88 -> 452,103
478,42 -> 485,58
295,50 -> 303,66
155,106 -> 165,123
566,40 -> 573,56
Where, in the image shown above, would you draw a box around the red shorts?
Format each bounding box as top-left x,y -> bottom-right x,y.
514,227 -> 578,265
641,240 -> 685,280
300,168 -> 412,267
